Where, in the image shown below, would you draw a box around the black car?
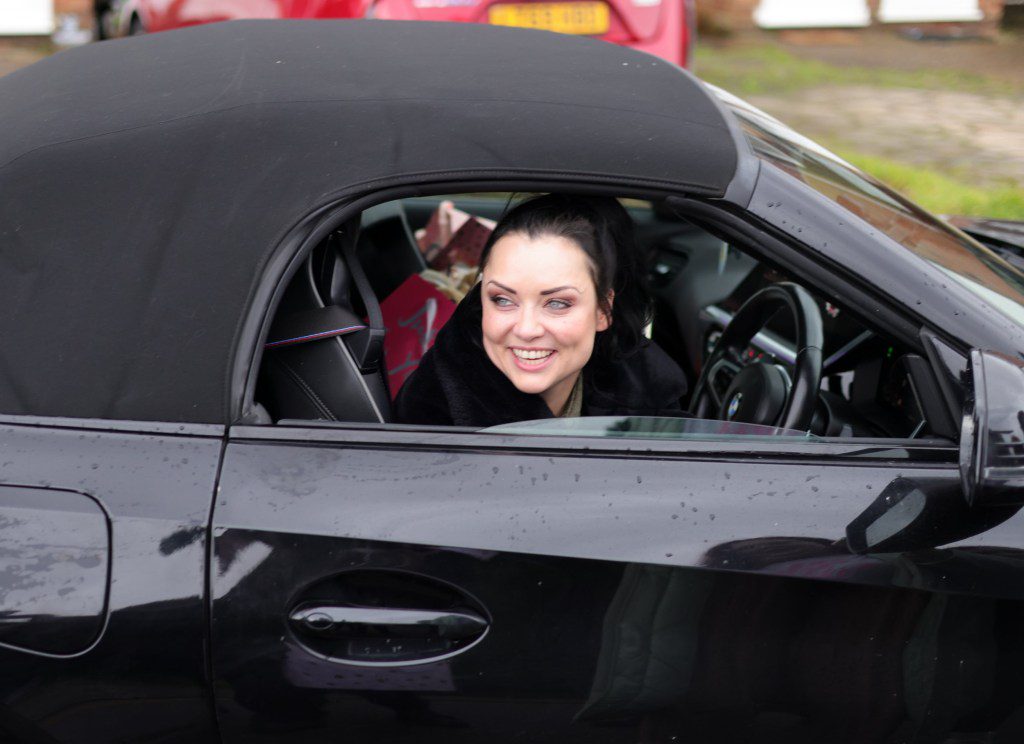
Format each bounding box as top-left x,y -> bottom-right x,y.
1,20 -> 1023,744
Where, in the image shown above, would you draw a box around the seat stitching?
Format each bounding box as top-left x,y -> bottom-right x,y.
269,353 -> 337,421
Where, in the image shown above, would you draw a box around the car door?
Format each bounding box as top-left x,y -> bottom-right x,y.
0,416 -> 222,744
210,420 -> 1024,743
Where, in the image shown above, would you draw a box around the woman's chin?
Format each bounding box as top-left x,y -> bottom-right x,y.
508,373 -> 553,396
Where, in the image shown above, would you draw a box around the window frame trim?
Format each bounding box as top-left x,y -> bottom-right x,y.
229,422 -> 957,466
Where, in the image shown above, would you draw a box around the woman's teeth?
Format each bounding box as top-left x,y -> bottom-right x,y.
512,349 -> 554,364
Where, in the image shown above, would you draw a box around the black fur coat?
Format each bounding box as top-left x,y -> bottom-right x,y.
393,284 -> 688,428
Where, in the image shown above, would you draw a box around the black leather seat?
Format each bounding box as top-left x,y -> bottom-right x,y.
259,222 -> 391,423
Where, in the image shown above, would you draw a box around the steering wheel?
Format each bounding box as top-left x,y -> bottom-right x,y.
690,283 -> 823,431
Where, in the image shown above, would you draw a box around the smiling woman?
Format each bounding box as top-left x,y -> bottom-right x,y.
481,231 -> 609,416
393,194 -> 689,426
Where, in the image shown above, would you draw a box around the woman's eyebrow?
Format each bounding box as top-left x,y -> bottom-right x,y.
486,280 -> 516,294
540,285 -> 581,295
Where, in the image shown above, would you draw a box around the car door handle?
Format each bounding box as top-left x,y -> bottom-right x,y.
289,604 -> 489,641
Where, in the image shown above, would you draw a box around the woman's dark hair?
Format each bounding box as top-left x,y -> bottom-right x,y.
478,193 -> 653,359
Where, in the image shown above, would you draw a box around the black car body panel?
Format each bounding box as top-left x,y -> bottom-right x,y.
211,427 -> 1024,742
0,417 -> 222,743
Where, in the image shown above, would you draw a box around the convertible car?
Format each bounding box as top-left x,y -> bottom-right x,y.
1,20 -> 1023,744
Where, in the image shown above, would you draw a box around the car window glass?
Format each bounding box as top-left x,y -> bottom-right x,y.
485,416 -> 818,441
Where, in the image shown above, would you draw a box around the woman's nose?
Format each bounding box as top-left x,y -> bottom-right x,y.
513,306 -> 544,340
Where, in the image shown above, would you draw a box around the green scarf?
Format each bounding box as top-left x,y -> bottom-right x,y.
560,374 -> 584,418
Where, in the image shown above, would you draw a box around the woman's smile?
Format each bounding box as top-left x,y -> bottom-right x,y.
510,347 -> 557,369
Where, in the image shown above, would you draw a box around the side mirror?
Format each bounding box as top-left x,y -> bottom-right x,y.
845,476 -> 1016,554
845,348 -> 1024,554
960,349 -> 1024,508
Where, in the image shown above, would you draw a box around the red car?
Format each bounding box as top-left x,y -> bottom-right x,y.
94,0 -> 694,66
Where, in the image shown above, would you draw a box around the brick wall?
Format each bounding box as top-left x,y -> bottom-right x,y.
980,0 -> 1006,23
55,0 -> 91,15
698,0 -> 760,32
55,0 -> 93,29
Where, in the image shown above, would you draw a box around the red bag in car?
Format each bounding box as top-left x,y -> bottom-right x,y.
381,274 -> 457,398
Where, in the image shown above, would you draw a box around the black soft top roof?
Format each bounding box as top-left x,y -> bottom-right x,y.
0,20 -> 741,424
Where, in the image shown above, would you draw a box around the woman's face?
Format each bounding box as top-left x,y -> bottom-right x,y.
481,231 -> 610,414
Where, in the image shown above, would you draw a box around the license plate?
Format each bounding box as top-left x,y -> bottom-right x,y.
488,2 -> 610,35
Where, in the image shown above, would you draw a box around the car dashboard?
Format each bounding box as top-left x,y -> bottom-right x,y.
648,229 -> 940,440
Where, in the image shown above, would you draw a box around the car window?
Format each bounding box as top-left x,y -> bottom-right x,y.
254,192 -> 952,445
712,86 -> 1024,317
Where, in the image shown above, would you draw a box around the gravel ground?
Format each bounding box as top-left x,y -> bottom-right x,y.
0,40 -> 50,77
745,31 -> 1024,186
748,85 -> 1024,187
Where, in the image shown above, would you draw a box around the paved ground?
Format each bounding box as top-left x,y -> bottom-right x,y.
713,30 -> 1024,187
2,30 -> 1022,187
0,39 -> 50,77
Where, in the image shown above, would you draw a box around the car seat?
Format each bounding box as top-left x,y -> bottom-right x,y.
259,219 -> 391,423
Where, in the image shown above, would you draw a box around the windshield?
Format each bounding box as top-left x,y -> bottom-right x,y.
712,86 -> 1024,319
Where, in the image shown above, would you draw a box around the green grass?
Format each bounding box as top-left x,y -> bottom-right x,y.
694,44 -> 1018,97
836,149 -> 1024,219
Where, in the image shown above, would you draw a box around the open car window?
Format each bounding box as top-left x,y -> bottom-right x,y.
254,192 -> 955,447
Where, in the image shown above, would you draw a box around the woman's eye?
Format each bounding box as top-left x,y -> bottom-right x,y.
546,299 -> 572,311
490,295 -> 514,307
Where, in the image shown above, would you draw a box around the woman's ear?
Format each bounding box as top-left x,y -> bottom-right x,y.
596,290 -> 614,332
